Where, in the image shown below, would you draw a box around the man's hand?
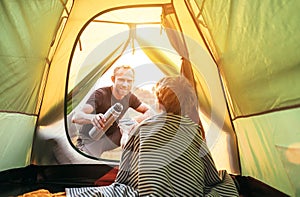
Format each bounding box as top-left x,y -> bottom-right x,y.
91,113 -> 106,131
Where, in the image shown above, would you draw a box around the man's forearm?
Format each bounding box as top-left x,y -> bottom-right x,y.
72,111 -> 95,125
133,108 -> 155,123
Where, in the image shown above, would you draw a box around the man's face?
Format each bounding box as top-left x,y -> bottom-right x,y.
113,68 -> 134,98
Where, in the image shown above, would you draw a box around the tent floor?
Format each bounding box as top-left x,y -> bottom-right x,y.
0,164 -> 288,197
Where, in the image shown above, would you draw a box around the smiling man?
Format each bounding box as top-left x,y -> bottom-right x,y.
72,65 -> 152,157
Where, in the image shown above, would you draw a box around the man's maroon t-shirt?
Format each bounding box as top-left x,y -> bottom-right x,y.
79,86 -> 141,146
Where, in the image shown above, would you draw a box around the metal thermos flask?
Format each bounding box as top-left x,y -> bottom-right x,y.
89,103 -> 123,140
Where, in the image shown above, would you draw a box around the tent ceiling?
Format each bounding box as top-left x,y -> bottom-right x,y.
96,7 -> 162,24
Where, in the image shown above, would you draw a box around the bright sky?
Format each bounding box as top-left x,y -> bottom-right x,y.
95,47 -> 165,92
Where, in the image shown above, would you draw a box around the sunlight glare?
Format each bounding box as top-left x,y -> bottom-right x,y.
95,47 -> 165,92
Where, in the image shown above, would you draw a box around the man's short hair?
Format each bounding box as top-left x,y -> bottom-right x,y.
113,65 -> 135,77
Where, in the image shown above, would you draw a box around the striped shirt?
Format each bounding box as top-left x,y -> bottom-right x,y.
66,113 -> 239,197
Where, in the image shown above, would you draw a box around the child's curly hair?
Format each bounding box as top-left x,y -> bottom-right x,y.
155,76 -> 197,116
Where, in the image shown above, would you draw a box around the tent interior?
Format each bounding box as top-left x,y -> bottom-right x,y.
0,0 -> 299,196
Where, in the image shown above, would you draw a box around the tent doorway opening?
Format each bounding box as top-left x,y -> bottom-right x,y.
63,5 -> 237,175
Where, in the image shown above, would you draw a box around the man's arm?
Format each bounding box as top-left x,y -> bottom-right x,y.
120,103 -> 154,148
133,103 -> 155,123
71,104 -> 95,125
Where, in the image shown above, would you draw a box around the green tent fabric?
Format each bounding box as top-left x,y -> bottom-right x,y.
0,0 -> 66,170
0,0 -> 299,196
